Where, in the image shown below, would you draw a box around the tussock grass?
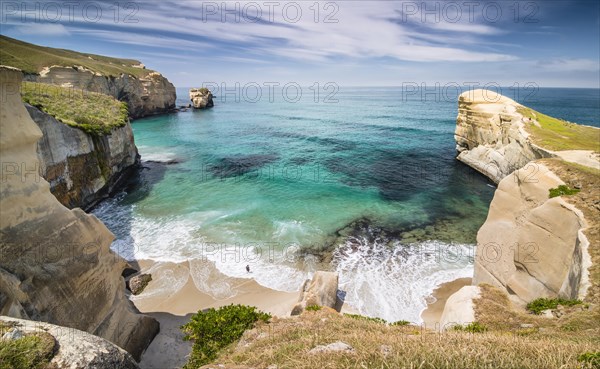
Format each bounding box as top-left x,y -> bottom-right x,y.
1,35 -> 150,78
210,309 -> 598,369
21,81 -> 128,135
0,332 -> 56,369
518,107 -> 600,151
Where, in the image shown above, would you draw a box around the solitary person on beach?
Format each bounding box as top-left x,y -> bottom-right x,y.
246,265 -> 250,273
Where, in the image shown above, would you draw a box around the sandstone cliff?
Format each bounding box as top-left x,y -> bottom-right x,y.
25,66 -> 176,119
0,66 -> 158,360
28,104 -> 139,210
454,89 -> 598,307
454,89 -> 553,183
473,163 -> 592,303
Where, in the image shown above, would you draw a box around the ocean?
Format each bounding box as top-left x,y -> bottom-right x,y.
92,86 -> 600,322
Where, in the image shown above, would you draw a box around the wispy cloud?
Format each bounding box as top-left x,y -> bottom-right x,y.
14,23 -> 70,36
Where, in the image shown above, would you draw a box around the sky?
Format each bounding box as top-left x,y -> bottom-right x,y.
1,0 -> 599,88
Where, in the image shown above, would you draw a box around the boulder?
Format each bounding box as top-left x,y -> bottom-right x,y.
127,274 -> 152,295
190,88 -> 214,109
309,341 -> 355,354
291,271 -> 339,315
1,316 -> 139,369
439,286 -> 481,330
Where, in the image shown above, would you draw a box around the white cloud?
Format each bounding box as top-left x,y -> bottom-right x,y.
15,23 -> 69,36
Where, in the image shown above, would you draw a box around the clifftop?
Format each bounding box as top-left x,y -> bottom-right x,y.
455,89 -> 599,183
0,35 -> 150,78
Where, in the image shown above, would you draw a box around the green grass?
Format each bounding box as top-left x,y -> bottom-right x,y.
181,304 -> 271,369
0,35 -> 150,78
344,313 -> 387,324
0,332 -> 56,369
451,321 -> 488,333
578,352 -> 600,367
526,298 -> 583,315
549,185 -> 581,198
21,81 -> 128,135
305,305 -> 322,311
518,107 -> 600,151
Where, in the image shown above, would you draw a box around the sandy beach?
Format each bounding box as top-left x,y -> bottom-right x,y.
130,259 -> 300,369
420,277 -> 472,330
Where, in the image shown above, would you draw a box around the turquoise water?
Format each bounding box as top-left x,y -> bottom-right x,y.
93,87 -> 599,322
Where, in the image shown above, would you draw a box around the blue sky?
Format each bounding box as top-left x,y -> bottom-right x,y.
1,0 -> 599,87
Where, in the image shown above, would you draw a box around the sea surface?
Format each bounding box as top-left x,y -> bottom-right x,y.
93,87 -> 600,323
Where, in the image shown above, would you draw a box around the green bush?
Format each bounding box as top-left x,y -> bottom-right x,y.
181,304 -> 270,368
548,185 -> 580,198
305,305 -> 322,311
578,352 -> 600,367
526,298 -> 582,315
391,320 -> 411,326
0,333 -> 56,369
452,322 -> 487,333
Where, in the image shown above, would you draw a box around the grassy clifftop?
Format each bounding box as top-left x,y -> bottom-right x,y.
518,107 -> 600,152
0,35 -> 149,78
22,81 -> 128,135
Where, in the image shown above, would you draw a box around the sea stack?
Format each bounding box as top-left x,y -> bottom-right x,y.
190,87 -> 214,109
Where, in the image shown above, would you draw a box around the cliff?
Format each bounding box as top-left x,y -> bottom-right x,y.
454,89 -> 599,307
473,162 -> 593,304
1,35 -> 176,119
27,103 -> 139,210
454,89 -> 553,183
0,66 -> 159,360
27,67 -> 176,119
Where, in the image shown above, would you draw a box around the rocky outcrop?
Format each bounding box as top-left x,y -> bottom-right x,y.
25,66 -> 176,119
291,271 -> 339,315
190,88 -> 214,109
0,66 -> 159,361
28,104 -> 139,210
439,286 -> 480,330
454,89 -> 553,183
472,164 -> 591,304
1,316 -> 139,369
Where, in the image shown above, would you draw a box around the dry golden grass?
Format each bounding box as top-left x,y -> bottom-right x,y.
206,308 -> 598,369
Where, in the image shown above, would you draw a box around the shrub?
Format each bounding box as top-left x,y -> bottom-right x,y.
526,298 -> 582,315
305,305 -> 322,311
548,185 -> 580,198
0,332 -> 56,369
452,322 -> 487,333
181,304 -> 270,368
578,352 -> 600,367
391,320 -> 411,326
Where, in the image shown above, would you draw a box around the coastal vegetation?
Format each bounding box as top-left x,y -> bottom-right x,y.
526,298 -> 583,315
181,304 -> 271,368
205,307 -> 598,369
21,81 -> 128,135
548,185 -> 581,198
0,35 -> 150,78
518,107 -> 600,151
0,325 -> 56,369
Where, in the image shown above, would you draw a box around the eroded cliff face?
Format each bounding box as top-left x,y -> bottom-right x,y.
454,89 -> 553,183
0,66 -> 158,361
28,104 -> 139,210
24,66 -> 176,119
472,163 -> 591,304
